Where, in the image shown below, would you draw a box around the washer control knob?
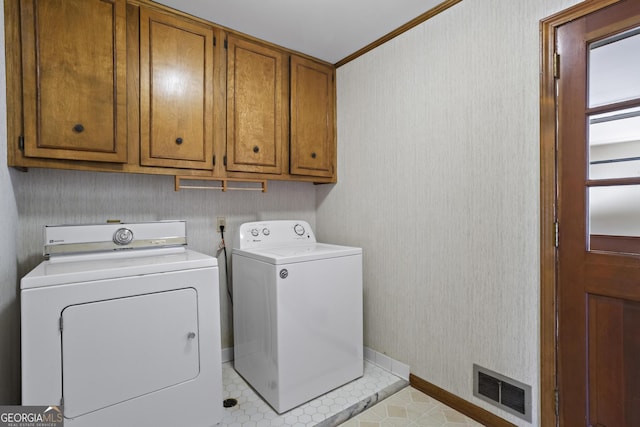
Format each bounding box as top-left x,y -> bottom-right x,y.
113,228 -> 133,245
250,228 -> 259,237
262,228 -> 270,236
293,223 -> 305,236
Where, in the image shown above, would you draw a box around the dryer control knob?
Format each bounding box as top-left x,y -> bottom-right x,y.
113,228 -> 133,245
250,228 -> 260,237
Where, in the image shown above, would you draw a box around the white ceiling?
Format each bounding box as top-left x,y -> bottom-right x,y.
153,0 -> 445,64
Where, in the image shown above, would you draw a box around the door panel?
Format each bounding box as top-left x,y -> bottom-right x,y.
557,1 -> 640,425
226,36 -> 285,174
61,289 -> 199,418
20,0 -> 127,162
139,8 -> 214,170
588,296 -> 640,426
290,56 -> 335,178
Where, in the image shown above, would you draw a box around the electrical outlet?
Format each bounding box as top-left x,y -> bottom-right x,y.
216,216 -> 226,229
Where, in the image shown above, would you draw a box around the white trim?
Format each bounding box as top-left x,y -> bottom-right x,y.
221,347 -> 234,363
363,346 -> 410,380
221,346 -> 410,380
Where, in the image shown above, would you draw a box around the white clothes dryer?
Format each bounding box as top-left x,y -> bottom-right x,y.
21,221 -> 223,427
232,220 -> 363,413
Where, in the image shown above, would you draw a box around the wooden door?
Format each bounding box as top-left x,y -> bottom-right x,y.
139,8 -> 214,170
290,56 -> 336,179
226,35 -> 286,174
557,1 -> 640,425
20,0 -> 127,163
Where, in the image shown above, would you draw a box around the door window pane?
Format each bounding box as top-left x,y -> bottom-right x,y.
589,185 -> 640,254
589,107 -> 640,180
589,28 -> 640,108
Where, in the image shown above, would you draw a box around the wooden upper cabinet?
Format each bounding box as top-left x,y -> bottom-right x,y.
9,0 -> 336,180
290,56 -> 336,179
226,35 -> 287,174
20,0 -> 127,163
139,8 -> 215,170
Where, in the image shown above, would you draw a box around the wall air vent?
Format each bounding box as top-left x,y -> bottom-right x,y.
473,364 -> 531,423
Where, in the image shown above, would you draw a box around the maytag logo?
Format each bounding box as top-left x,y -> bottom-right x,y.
0,405 -> 63,427
49,239 -> 64,244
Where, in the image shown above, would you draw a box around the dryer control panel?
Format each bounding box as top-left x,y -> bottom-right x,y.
237,220 -> 316,249
44,221 -> 187,257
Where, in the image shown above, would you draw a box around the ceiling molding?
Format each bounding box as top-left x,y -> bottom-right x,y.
334,0 -> 464,68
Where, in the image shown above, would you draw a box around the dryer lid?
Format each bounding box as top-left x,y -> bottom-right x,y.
21,249 -> 216,289
22,221 -> 217,289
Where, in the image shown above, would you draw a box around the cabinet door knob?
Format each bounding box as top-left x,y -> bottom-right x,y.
73,124 -> 84,133
311,152 -> 317,159
176,137 -> 183,145
253,145 -> 260,153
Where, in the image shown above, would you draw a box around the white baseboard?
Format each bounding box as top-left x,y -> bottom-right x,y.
364,346 -> 410,381
221,345 -> 410,380
221,347 -> 234,363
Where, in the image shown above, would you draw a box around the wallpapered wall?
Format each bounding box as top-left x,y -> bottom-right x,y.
316,0 -> 582,425
0,4 -> 21,404
1,1 -> 596,424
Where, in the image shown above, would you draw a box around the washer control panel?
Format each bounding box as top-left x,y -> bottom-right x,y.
237,220 -> 316,249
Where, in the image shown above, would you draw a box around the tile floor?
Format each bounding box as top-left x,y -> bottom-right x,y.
221,360 -> 408,427
341,387 -> 484,427
220,361 -> 484,427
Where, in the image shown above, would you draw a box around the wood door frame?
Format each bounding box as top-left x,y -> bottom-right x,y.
539,1 -> 622,425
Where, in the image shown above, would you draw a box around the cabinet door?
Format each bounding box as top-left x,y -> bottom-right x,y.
290,56 -> 336,178
226,36 -> 286,174
20,0 -> 127,163
140,8 -> 214,170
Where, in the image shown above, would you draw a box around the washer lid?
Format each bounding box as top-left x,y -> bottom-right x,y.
21,249 -> 217,289
232,243 -> 361,264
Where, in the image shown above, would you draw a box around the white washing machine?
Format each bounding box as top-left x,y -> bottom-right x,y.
21,221 -> 223,427
232,220 -> 363,413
